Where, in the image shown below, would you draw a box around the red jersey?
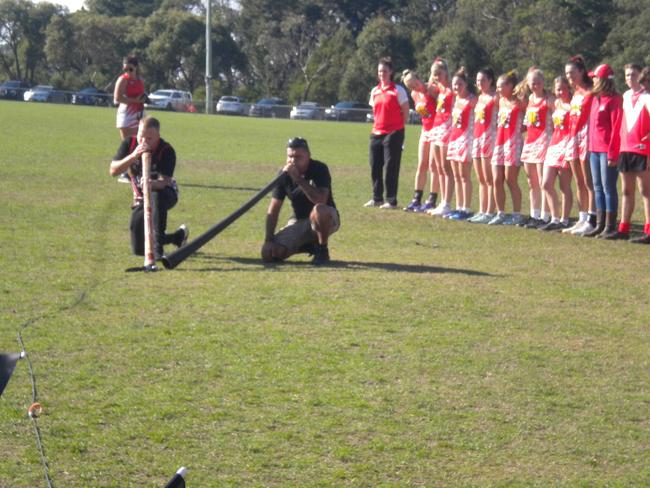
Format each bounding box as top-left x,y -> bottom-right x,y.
120,73 -> 145,112
611,89 -> 650,160
450,95 -> 474,141
495,100 -> 522,146
411,89 -> 437,132
588,93 -> 623,160
568,89 -> 593,138
433,86 -> 453,126
370,82 -> 407,134
473,94 -> 497,138
524,97 -> 550,143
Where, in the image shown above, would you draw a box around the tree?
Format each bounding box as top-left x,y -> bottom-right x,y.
340,15 -> 415,102
85,0 -> 164,17
0,0 -> 31,80
602,0 -> 650,81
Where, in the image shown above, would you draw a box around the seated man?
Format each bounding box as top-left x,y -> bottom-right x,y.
262,137 -> 339,265
109,116 -> 188,259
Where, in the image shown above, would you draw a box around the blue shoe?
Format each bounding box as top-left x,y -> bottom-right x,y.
501,214 -> 516,225
444,209 -> 462,219
473,213 -> 494,224
415,201 -> 435,213
404,199 -> 421,212
488,214 -> 507,225
449,210 -> 471,221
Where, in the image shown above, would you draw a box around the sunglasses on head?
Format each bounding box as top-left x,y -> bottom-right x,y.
287,137 -> 308,150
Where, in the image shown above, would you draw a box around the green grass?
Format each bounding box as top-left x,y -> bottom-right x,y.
1,101 -> 649,487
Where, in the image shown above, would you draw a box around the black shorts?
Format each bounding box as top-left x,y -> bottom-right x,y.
618,152 -> 648,173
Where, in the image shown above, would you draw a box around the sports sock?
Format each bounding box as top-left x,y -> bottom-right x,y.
531,208 -> 541,219
560,218 -> 569,225
540,211 -> 550,222
644,222 -> 650,235
619,221 -> 631,234
426,192 -> 438,205
578,211 -> 588,223
413,190 -> 423,202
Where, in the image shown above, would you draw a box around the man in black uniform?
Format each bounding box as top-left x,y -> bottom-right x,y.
109,116 -> 188,259
262,137 -> 339,265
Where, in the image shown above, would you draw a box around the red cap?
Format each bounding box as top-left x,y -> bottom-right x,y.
588,64 -> 614,80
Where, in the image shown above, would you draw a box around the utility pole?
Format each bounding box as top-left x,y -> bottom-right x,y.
205,0 -> 213,114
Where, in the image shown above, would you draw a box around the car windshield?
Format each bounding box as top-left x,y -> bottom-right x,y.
335,102 -> 355,108
34,85 -> 52,91
80,88 -> 97,93
298,102 -> 317,108
257,98 -> 279,105
152,90 -> 172,96
220,97 -> 238,102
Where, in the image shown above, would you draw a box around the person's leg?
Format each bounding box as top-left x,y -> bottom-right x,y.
493,165 -> 505,212
310,204 -> 334,245
584,152 -> 606,237
505,165 -> 522,214
130,204 -> 145,256
461,160 -> 472,210
427,142 -> 440,204
630,167 -> 650,243
473,157 -> 486,214
524,162 -> 541,219
538,162 -> 550,222
569,157 -> 588,215
441,150 -> 454,208
581,155 -> 596,218
558,168 -> 573,223
542,166 -> 559,220
483,157 -> 495,215
407,134 -> 429,210
384,129 -> 404,206
368,134 -> 385,203
620,171 -> 636,231
451,160 -> 463,210
152,187 -> 179,248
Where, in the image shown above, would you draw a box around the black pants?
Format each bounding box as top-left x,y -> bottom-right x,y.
369,129 -> 404,205
130,186 -> 178,256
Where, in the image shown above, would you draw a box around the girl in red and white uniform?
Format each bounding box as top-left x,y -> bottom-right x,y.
114,54 -> 146,140
607,64 -> 650,243
468,68 -> 498,224
402,70 -> 440,212
426,58 -> 455,217
563,55 -> 595,235
540,77 -> 574,231
488,71 -> 524,225
520,68 -> 554,228
446,67 -> 477,220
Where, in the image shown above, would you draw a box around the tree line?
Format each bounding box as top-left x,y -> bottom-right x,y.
1,0 -> 648,105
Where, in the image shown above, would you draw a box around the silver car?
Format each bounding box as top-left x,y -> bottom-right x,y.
289,102 -> 322,120
216,96 -> 247,115
145,89 -> 193,111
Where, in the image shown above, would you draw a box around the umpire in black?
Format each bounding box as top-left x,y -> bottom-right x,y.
109,116 -> 188,258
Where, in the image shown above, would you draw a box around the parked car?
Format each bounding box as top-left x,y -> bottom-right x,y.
0,80 -> 29,100
249,97 -> 288,118
290,101 -> 322,120
23,85 -> 67,103
145,89 -> 193,111
216,96 -> 247,115
324,101 -> 371,122
72,87 -> 110,106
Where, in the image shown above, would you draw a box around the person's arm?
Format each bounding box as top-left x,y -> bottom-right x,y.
284,163 -> 329,205
265,198 -> 283,242
401,100 -> 410,125
113,76 -> 145,105
109,140 -> 147,176
608,96 -> 624,165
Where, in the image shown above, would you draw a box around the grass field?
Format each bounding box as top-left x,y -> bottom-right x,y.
1,101 -> 649,487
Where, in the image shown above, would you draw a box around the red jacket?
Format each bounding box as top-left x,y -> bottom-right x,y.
611,89 -> 650,161
371,82 -> 406,134
588,92 -> 623,161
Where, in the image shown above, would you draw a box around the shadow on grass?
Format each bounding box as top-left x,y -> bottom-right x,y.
175,253 -> 496,276
181,183 -> 260,192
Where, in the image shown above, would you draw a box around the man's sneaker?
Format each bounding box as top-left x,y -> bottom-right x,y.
379,202 -> 398,210
178,224 -> 189,247
415,201 -> 435,213
118,173 -> 131,184
572,221 -> 594,236
404,199 -> 421,212
312,245 -> 330,265
562,220 -> 583,234
364,199 -> 384,208
630,234 -> 650,244
450,210 -> 472,221
488,214 -> 507,225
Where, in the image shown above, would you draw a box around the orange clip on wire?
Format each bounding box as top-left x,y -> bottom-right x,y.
28,402 -> 43,418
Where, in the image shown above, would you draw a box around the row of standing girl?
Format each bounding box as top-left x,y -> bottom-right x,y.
401,57 -> 650,243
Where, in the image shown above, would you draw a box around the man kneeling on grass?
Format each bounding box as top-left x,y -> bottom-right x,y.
262,137 -> 339,265
109,116 -> 188,259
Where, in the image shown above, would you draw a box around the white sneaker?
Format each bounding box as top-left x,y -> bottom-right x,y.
562,220 -> 584,234
364,199 -> 383,208
572,221 -> 594,236
379,202 -> 398,210
428,203 -> 449,216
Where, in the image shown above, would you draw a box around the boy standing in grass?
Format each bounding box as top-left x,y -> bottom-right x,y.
262,137 -> 339,265
109,116 -> 188,259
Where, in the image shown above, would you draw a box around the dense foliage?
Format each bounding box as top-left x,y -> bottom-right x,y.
1,0 -> 648,103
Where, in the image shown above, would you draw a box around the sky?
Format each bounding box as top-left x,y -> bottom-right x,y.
35,0 -> 85,12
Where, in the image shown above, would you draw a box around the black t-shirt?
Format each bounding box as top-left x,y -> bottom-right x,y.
113,136 -> 176,190
272,159 -> 336,219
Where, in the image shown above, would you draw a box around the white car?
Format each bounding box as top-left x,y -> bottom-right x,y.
216,96 -> 247,115
289,101 -> 322,120
145,89 -> 193,112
